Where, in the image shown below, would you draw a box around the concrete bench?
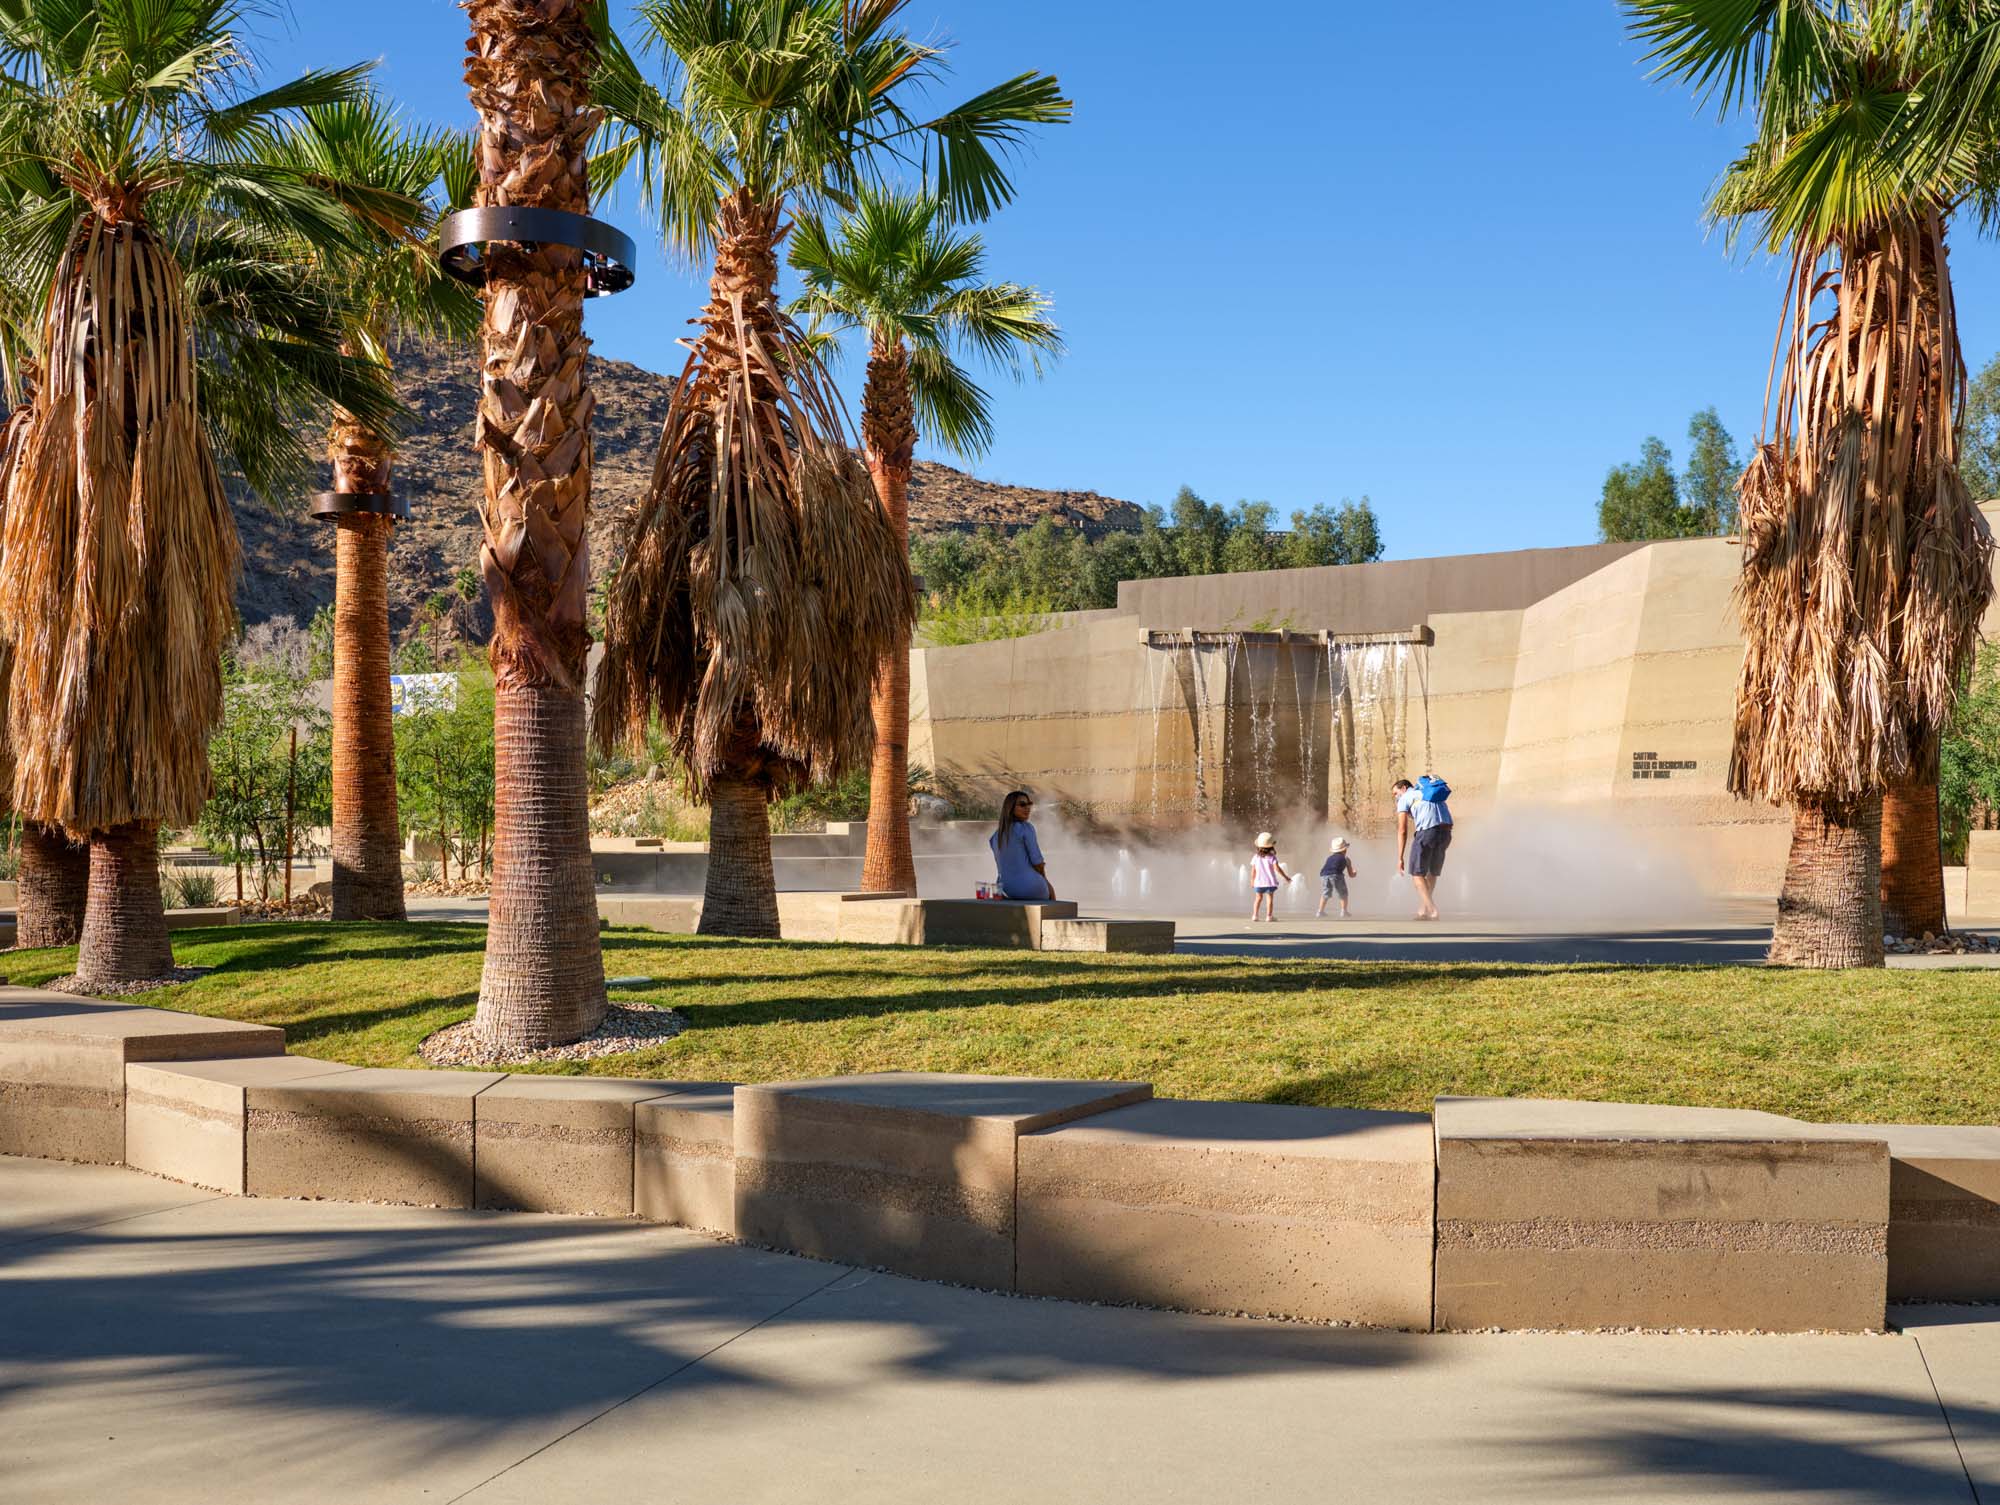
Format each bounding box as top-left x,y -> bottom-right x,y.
0,989 -> 285,1165
597,895 -> 699,933
636,1085 -> 738,1235
734,1072 -> 1149,1289
126,1056 -> 357,1192
1433,1097 -> 1889,1332
245,1067 -> 507,1207
909,899 -> 1078,950
474,1076 -> 699,1216
1018,1098 -> 1433,1326
1833,1123 -> 2000,1301
167,906 -> 238,930
1039,917 -> 1176,954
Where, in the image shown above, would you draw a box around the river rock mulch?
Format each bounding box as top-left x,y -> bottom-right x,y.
45,966 -> 214,997
420,1001 -> 689,1066
1885,931 -> 2000,956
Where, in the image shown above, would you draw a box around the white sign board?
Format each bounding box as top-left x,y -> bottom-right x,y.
390,673 -> 458,717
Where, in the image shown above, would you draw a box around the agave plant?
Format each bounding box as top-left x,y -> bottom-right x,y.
1630,0 -> 1997,966
789,185 -> 1061,895
591,0 -> 1070,935
0,0 -> 403,983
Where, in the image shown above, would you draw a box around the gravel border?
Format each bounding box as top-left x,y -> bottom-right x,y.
420,1001 -> 689,1066
44,967 -> 214,997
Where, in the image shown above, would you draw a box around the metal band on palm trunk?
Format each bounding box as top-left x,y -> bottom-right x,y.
437,206 -> 636,297
309,492 -> 409,521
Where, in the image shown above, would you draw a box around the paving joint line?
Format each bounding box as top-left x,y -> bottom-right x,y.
0,1191 -> 229,1253
447,1261 -> 857,1503
1910,1328 -> 1982,1504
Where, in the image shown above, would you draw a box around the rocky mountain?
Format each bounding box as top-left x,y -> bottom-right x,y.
235,342 -> 1139,641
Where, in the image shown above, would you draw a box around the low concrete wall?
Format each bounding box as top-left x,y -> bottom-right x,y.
1434,1097 -> 1890,1332
6,987 -> 1998,1333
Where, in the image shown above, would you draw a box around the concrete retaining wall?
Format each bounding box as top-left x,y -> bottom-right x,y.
4,984 -> 1996,1333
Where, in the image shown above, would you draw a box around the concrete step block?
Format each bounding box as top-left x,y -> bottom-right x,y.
1832,1123 -> 2000,1301
597,895 -> 699,933
245,1067 -> 506,1207
1017,1099 -> 1434,1326
1040,917 -> 1177,954
125,1056 -> 358,1192
635,1086 -> 738,1235
0,989 -> 285,1165
913,899 -> 1078,950
474,1076 -> 694,1216
166,907 -> 237,929
1434,1096 -> 1889,1332
734,1072 -> 1150,1289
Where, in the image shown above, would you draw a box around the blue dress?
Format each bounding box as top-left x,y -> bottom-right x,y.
990,821 -> 1052,900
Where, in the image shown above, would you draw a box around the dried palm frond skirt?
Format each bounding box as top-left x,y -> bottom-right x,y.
0,213 -> 238,837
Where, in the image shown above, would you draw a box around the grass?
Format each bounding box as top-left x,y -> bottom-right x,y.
11,921 -> 2000,1124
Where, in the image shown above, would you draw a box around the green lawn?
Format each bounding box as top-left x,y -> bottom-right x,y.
10,921 -> 2000,1124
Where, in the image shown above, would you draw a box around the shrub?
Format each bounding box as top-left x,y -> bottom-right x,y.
162,867 -> 222,908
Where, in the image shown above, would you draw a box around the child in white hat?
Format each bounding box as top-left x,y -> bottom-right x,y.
1249,832 -> 1289,923
1316,836 -> 1358,918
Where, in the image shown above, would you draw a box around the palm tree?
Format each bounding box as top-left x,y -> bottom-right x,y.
461,0 -> 610,1046
1629,1 -> 1996,967
0,1 -> 403,984
592,0 -> 1069,935
257,98 -> 480,924
789,187 -> 1061,894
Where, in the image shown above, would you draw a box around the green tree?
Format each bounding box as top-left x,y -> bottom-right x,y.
593,0 -> 1069,935
1941,645 -> 2000,864
0,0 -> 403,984
1220,502 -> 1279,574
1961,351 -> 2000,501
1598,437 -> 1684,541
1629,0 -> 1996,965
201,656 -> 331,905
394,660 -> 497,884
1169,487 -> 1230,576
1276,500 -> 1385,569
1682,407 -> 1741,535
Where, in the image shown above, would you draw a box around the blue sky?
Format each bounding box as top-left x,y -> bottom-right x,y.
250,1 -> 2000,558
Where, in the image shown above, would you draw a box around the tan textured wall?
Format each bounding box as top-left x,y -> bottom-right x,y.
909,535 -> 1826,894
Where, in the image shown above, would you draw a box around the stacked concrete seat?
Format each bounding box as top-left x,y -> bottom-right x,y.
245,1067 -> 508,1207
1434,1097 -> 1890,1331
474,1076 -> 725,1217
127,1056 -> 358,1192
1833,1123 -> 2000,1301
1017,1099 -> 1434,1325
636,1085 -> 737,1234
1039,917 -> 1176,954
734,1072 -> 1150,1287
0,990 -> 284,1164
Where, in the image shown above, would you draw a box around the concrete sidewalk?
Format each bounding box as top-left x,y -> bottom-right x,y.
2,1157 -> 1993,1503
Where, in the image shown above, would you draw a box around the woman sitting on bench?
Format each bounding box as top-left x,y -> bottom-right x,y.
990,790 -> 1055,900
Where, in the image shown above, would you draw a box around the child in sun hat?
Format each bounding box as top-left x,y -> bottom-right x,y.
1249,832 -> 1290,923
1316,836 -> 1358,918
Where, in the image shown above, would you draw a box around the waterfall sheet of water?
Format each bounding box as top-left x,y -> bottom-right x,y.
1142,634 -> 1426,837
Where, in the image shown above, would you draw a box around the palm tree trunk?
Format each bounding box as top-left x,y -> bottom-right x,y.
76,822 -> 172,985
16,822 -> 88,948
701,768 -> 780,938
1768,793 -> 1885,968
1880,734 -> 1944,938
860,337 -> 917,895
329,409 -> 406,923
464,0 -> 606,1048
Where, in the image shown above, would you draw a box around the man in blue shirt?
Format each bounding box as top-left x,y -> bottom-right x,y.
1393,776 -> 1453,920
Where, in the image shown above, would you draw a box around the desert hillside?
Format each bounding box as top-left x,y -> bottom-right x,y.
235,342 -> 1140,641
